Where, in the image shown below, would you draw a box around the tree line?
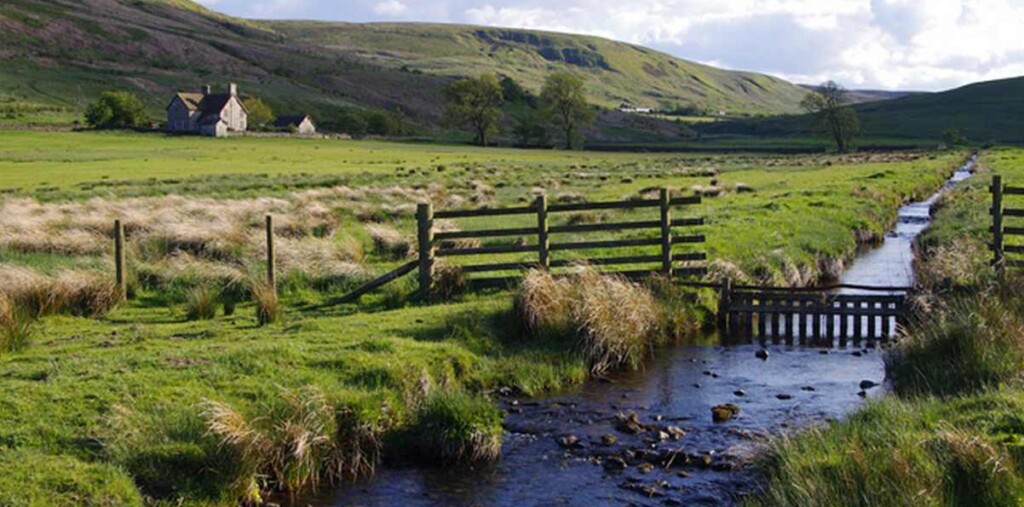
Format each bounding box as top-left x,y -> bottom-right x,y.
442,71 -> 596,149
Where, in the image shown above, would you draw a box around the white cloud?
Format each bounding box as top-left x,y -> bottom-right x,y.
373,0 -> 408,17
191,0 -> 1024,91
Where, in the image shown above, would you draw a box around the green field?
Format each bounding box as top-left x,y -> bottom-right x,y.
0,131 -> 974,505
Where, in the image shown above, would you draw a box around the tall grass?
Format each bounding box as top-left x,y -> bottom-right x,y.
0,293 -> 35,355
0,267 -> 121,317
185,284 -> 219,321
202,386 -> 380,503
251,281 -> 281,326
749,399 -> 1022,507
411,391 -> 502,464
515,266 -> 664,375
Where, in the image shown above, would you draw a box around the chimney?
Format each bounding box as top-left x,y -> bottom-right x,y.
229,83 -> 238,96
201,84 -> 211,96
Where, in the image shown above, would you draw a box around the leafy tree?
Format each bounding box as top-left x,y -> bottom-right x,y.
541,72 -> 594,150
512,108 -> 550,148
500,75 -> 535,106
800,81 -> 860,153
443,74 -> 504,146
942,128 -> 967,147
242,97 -> 274,127
84,91 -> 148,129
366,109 -> 404,136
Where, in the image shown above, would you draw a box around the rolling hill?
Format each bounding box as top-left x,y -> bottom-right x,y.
701,76 -> 1024,144
266,22 -> 810,115
0,0 -> 810,132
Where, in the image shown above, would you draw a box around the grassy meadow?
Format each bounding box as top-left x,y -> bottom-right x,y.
0,130 -> 974,505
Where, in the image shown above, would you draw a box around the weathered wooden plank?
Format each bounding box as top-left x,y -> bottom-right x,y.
550,237 -> 660,251
548,220 -> 659,234
673,252 -> 708,261
548,199 -> 660,212
672,234 -> 706,244
1003,186 -> 1024,195
435,227 -> 537,240
669,196 -> 702,206
436,244 -> 539,256
550,255 -> 661,267
459,262 -> 537,273
434,205 -> 536,219
670,218 -> 705,227
997,208 -> 1024,217
331,260 -> 418,304
729,304 -> 900,316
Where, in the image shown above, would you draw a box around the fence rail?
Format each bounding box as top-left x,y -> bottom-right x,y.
415,188 -> 706,295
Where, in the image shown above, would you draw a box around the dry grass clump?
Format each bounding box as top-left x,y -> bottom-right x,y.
914,240 -> 989,292
433,220 -> 482,250
516,267 -> 662,375
185,284 -> 219,321
203,386 -> 380,504
252,281 -> 281,327
364,223 -> 411,260
0,265 -> 121,317
430,262 -> 467,301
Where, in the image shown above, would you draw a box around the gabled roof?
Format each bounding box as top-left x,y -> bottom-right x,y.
167,92 -> 204,112
273,115 -> 312,128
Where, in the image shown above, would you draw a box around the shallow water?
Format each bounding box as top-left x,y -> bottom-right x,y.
321,157 -> 976,507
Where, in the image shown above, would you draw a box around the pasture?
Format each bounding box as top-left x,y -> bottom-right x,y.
0,131 -> 971,505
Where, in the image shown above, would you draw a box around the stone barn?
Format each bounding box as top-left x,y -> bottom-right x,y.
273,115 -> 317,135
166,83 -> 248,137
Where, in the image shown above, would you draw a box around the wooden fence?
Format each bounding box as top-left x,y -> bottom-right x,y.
419,188 -> 706,293
336,188 -> 706,302
722,284 -> 908,345
991,175 -> 1024,271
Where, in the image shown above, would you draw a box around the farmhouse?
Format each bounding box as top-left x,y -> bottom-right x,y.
273,115 -> 317,135
166,83 -> 247,137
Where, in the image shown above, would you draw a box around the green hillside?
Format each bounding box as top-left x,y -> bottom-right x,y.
0,0 -> 810,131
269,22 -> 809,115
700,76 -> 1024,144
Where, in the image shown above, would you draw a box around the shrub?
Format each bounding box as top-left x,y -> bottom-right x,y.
85,91 -> 148,129
413,391 -> 502,464
185,284 -> 219,321
252,281 -> 281,326
515,267 -> 662,375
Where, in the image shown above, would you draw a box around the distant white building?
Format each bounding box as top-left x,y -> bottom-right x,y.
166,83 -> 248,137
617,102 -> 654,114
273,115 -> 317,135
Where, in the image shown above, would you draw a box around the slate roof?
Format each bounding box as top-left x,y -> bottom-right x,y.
273,115 -> 310,128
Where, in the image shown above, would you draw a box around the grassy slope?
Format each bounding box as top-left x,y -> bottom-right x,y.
0,132 -> 969,505
701,76 -> 1024,144
268,22 -> 808,115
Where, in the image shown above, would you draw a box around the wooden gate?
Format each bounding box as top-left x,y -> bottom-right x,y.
723,285 -> 909,345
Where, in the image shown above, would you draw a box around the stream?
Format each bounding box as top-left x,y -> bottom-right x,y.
321,157 -> 976,507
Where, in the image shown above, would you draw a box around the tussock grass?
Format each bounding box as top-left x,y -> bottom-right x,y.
412,391 -> 502,464
750,399 -> 1023,507
202,386 -> 381,503
184,284 -> 219,321
516,266 -> 663,375
365,223 -> 411,260
0,293 -> 35,355
0,266 -> 121,317
888,278 -> 1024,398
430,261 -> 467,301
252,281 -> 281,326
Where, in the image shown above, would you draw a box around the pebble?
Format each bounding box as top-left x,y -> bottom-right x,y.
859,380 -> 879,389
852,351 -> 863,357
558,435 -> 581,449
733,390 -> 746,397
776,394 -> 793,400
755,349 -> 770,360
801,386 -> 816,391
712,404 -> 741,423
857,390 -> 867,397
601,433 -> 618,446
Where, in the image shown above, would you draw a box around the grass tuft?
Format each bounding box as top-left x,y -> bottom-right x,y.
184,284 -> 219,321
252,281 -> 281,326
412,391 -> 502,464
0,293 -> 35,355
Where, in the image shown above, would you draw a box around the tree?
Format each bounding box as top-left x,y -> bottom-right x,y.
242,97 -> 274,127
442,74 -> 504,146
942,128 -> 967,148
800,81 -> 860,153
84,91 -> 148,129
541,72 -> 595,150
512,108 -> 550,148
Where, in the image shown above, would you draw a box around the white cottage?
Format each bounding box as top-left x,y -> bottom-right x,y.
166,83 -> 248,137
273,115 -> 317,135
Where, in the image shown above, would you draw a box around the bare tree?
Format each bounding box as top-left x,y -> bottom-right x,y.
801,81 -> 860,153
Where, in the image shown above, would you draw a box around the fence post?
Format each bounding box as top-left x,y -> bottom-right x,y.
417,202 -> 434,295
114,219 -> 126,301
717,277 -> 732,334
265,215 -> 276,290
536,194 -> 549,270
993,175 -> 1004,273
660,188 -> 673,276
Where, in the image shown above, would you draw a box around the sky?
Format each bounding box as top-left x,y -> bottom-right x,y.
194,0 -> 1024,91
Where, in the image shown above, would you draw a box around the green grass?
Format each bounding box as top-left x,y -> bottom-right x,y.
0,131 -> 978,504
